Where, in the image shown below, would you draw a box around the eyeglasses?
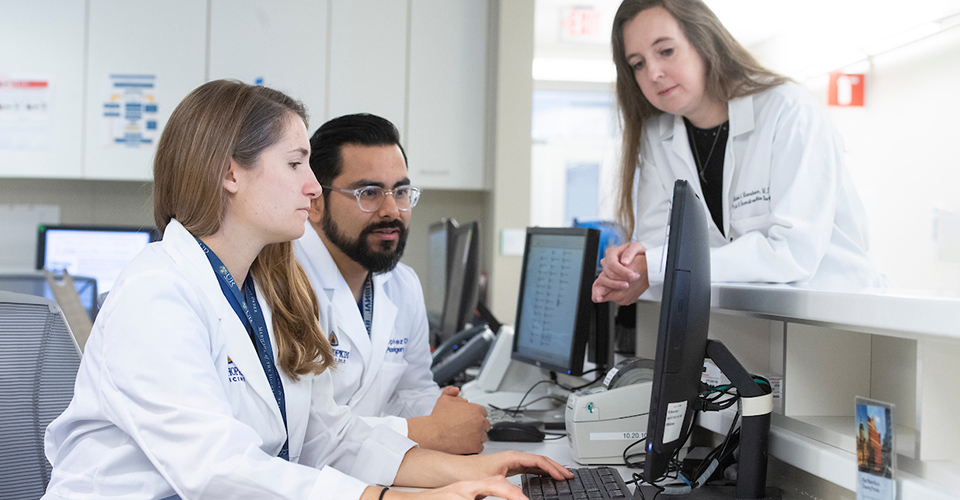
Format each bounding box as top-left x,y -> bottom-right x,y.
322,185 -> 422,212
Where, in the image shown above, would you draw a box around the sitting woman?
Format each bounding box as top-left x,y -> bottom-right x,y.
42,79 -> 570,500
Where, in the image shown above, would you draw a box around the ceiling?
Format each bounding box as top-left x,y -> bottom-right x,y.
534,0 -> 960,79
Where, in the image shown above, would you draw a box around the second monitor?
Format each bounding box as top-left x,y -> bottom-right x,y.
436,221 -> 481,346
511,227 -> 600,376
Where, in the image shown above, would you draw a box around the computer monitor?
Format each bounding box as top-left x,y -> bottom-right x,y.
642,180 -> 774,498
643,179 -> 713,481
510,227 -> 600,376
0,272 -> 98,322
36,224 -> 158,294
436,221 -> 480,345
426,218 -> 459,319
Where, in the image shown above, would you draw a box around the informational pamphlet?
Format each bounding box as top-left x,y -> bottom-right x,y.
102,74 -> 158,148
855,397 -> 896,500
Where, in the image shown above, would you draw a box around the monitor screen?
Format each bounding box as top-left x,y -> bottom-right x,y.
643,179 -> 713,482
37,224 -> 158,294
426,218 -> 459,318
511,227 -> 599,376
437,221 -> 480,344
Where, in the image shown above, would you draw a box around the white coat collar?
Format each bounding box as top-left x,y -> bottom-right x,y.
162,220 -> 305,458
294,221 -> 400,403
654,92 -> 758,239
653,94 -> 756,140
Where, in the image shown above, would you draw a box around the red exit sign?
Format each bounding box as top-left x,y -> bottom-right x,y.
562,8 -> 602,37
828,73 -> 865,107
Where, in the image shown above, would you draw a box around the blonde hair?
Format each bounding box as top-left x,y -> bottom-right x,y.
611,0 -> 788,239
153,79 -> 333,379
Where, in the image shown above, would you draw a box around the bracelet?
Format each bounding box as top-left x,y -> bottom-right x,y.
378,487 -> 389,500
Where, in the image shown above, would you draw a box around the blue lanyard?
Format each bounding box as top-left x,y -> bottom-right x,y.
197,239 -> 289,461
357,273 -> 374,337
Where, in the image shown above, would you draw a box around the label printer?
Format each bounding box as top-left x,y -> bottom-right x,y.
565,358 -> 653,464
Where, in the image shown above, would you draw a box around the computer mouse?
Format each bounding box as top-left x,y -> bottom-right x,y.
487,421 -> 545,443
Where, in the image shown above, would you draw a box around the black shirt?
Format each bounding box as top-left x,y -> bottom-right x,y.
683,117 -> 729,236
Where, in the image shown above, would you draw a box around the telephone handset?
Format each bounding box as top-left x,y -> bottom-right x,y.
431,324 -> 487,367
431,324 -> 495,386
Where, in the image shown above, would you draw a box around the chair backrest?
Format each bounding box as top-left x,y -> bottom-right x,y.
0,291 -> 82,499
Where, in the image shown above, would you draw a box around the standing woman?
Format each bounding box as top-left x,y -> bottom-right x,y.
593,0 -> 883,305
42,80 -> 569,500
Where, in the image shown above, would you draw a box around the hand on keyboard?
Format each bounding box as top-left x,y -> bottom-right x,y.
522,466 -> 633,500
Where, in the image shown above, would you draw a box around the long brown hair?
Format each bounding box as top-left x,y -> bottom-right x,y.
153,79 -> 333,379
611,0 -> 788,239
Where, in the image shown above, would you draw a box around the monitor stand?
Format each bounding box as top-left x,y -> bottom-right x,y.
637,340 -> 782,499
459,325 -> 563,411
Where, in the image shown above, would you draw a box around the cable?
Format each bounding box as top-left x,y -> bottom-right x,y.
545,369 -> 606,392
558,370 -> 607,391
622,436 -> 647,469
491,370 -> 607,417
503,379 -> 555,417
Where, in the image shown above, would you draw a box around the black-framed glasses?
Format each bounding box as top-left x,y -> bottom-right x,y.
322,185 -> 422,212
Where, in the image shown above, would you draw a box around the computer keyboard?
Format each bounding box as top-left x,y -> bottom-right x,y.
486,407 -> 542,426
522,466 -> 634,500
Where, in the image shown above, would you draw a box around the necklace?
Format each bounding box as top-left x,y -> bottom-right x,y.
684,120 -> 728,185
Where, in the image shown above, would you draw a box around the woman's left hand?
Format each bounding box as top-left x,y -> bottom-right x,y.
468,450 -> 573,482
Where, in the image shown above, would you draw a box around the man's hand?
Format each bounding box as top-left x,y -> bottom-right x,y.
592,241 -> 650,305
407,386 -> 490,454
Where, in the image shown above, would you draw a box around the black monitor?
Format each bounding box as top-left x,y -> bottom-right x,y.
36,224 -> 158,294
511,227 -> 600,376
436,221 -> 480,345
426,218 -> 459,320
642,180 -> 775,498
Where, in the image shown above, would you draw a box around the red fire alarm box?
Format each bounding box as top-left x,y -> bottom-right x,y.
828,73 -> 865,107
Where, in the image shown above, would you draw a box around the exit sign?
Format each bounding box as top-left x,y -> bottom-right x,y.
561,8 -> 601,38
828,73 -> 865,107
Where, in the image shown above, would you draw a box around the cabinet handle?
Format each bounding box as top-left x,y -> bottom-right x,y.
417,169 -> 450,176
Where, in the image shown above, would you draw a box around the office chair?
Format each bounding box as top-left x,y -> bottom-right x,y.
0,291 -> 82,499
0,271 -> 96,352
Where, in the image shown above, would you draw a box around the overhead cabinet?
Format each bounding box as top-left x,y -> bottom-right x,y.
1,0 -> 489,189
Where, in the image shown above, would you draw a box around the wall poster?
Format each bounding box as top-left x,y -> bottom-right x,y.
0,77 -> 52,150
102,74 -> 158,148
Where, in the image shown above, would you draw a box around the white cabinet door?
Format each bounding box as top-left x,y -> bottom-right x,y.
0,0 -> 85,179
83,0 -> 207,181
208,0 -> 329,131
327,0 -> 408,138
407,0 -> 489,190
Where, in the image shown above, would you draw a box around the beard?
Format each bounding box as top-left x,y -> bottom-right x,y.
321,211 -> 408,274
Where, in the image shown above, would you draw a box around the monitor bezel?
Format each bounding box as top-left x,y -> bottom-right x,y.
510,226 -> 600,376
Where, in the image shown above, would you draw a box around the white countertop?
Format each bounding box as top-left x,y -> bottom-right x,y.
640,282 -> 960,339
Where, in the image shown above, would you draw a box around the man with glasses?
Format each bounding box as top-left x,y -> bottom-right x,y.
294,113 -> 490,455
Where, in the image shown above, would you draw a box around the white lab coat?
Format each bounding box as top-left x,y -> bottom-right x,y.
635,82 -> 883,289
42,219 -> 416,500
293,221 -> 440,437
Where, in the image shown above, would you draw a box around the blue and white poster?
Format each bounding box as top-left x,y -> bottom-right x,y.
102,74 -> 158,148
